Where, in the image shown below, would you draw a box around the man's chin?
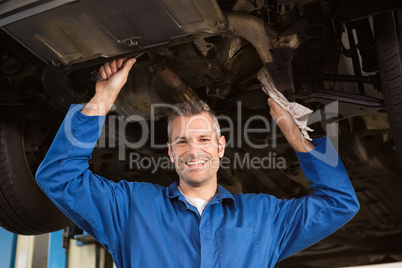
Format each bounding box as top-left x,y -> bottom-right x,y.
181,176 -> 210,188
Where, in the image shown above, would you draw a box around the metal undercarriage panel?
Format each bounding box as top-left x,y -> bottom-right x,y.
2,0 -> 226,66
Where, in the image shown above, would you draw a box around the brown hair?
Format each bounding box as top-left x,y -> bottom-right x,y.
167,100 -> 221,143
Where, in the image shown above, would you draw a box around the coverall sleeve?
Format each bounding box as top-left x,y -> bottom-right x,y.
274,137 -> 360,261
35,104 -> 132,254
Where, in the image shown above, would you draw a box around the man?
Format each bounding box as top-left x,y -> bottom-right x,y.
36,58 -> 359,267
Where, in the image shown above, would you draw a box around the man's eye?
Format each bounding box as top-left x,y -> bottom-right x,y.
200,139 -> 210,142
177,140 -> 187,144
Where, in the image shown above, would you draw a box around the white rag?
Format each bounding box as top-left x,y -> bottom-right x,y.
257,68 -> 314,141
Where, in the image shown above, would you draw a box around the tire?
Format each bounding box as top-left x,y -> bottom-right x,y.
374,9 -> 402,160
0,104 -> 72,235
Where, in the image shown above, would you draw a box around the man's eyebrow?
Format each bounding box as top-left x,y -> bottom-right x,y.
173,136 -> 187,141
173,134 -> 211,141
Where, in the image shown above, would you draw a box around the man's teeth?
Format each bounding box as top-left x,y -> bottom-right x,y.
186,160 -> 207,166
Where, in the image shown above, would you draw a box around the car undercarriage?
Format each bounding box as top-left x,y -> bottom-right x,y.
0,0 -> 402,267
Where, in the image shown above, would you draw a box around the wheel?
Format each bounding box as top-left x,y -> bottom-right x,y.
0,104 -> 72,235
374,9 -> 402,160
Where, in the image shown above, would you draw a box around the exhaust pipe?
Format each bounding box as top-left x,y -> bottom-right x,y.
156,64 -> 200,102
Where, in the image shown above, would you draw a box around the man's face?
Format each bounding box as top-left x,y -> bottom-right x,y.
168,112 -> 225,188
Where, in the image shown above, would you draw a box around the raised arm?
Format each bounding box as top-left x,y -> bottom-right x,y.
266,98 -> 359,261
35,58 -> 136,255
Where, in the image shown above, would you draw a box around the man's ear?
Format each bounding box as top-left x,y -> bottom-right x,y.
218,135 -> 226,158
167,142 -> 174,163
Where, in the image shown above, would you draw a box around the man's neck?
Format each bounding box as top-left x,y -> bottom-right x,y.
178,181 -> 217,201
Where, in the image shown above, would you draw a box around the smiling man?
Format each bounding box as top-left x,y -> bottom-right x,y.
168,104 -> 225,202
36,58 -> 359,268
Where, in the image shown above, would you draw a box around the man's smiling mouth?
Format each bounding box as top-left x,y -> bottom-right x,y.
186,160 -> 207,166
183,159 -> 209,169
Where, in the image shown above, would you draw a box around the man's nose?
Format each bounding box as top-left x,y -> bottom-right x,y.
187,141 -> 202,155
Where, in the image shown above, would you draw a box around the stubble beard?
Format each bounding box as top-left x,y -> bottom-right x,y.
175,153 -> 219,188
175,161 -> 213,188
174,156 -> 219,188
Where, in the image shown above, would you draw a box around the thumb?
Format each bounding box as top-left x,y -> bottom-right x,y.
121,58 -> 136,74
267,98 -> 279,108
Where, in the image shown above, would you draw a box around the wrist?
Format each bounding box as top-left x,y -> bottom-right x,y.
82,91 -> 116,116
285,130 -> 315,152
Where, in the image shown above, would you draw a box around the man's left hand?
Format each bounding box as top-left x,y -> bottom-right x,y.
268,98 -> 315,152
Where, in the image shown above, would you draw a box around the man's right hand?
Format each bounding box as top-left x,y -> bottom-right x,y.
82,58 -> 137,116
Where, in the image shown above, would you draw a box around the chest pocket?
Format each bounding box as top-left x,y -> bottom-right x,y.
216,227 -> 261,268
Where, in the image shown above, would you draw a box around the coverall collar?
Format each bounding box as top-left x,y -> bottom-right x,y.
166,181 -> 238,210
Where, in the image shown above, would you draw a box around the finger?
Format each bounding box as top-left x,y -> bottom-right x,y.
267,97 -> 273,105
267,98 -> 281,109
104,62 -> 113,77
116,58 -> 126,69
268,98 -> 278,117
109,60 -> 118,73
99,66 -> 108,80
